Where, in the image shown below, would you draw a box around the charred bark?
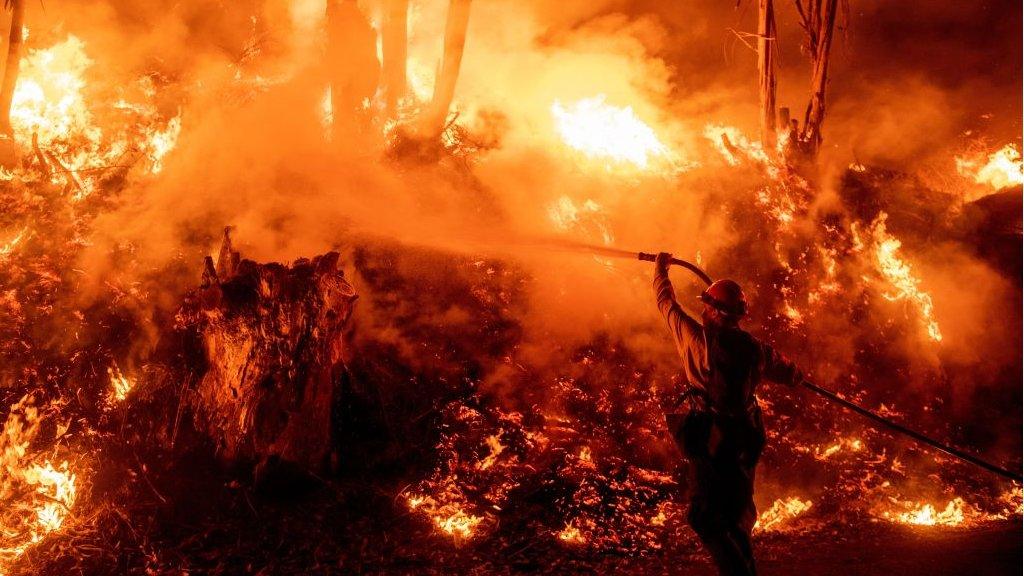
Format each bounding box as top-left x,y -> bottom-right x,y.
420,0 -> 472,140
0,0 -> 24,164
758,0 -> 778,150
381,0 -> 409,118
794,0 -> 840,155
169,235 -> 358,478
0,0 -> 23,137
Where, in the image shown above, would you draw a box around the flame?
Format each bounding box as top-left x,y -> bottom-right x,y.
406,492 -> 486,540
754,497 -> 813,532
0,399 -> 79,572
476,434 -> 505,470
547,196 -> 615,254
956,143 -> 1024,192
866,213 -> 942,342
557,522 -> 586,545
0,228 -> 28,258
704,124 -> 771,166
11,36 -> 94,149
885,498 -> 970,527
551,95 -> 670,170
999,486 -> 1023,516
10,35 -> 180,197
813,437 -> 864,461
146,114 -> 182,174
433,507 -> 483,539
107,363 -> 135,403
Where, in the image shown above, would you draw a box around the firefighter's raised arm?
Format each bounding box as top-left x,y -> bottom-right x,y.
653,252 -> 703,349
760,342 -> 805,387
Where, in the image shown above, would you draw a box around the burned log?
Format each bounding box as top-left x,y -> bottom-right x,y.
168,235 -> 358,479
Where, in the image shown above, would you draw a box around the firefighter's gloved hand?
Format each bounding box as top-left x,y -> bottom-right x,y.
792,368 -> 808,388
655,252 -> 673,269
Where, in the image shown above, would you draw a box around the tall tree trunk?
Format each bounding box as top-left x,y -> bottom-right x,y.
0,0 -> 25,138
326,0 -> 380,138
381,0 -> 409,118
420,0 -> 471,140
801,0 -> 838,155
757,0 -> 778,150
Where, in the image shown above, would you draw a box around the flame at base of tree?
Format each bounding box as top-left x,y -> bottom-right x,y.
0,398 -> 79,573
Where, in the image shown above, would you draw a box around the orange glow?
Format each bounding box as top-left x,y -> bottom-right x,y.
0,399 -> 79,572
476,434 -> 506,470
866,214 -> 942,342
557,522 -> 586,545
956,143 -> 1024,192
107,363 -> 135,403
754,497 -> 813,532
552,95 -> 670,170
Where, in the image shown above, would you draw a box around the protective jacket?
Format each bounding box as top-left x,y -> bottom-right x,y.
655,262 -> 802,576
654,263 -> 802,431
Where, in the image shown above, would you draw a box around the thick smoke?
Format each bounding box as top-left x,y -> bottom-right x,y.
21,0 -> 1019,470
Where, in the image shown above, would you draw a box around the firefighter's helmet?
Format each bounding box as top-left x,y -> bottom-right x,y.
699,279 -> 747,318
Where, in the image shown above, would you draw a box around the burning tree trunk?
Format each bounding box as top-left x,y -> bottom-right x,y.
795,0 -> 840,155
381,0 -> 409,118
0,0 -> 24,162
174,231 -> 358,478
420,0 -> 472,140
758,0 -> 778,150
326,0 -> 380,138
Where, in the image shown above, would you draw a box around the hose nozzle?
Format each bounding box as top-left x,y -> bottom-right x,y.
637,251 -> 713,286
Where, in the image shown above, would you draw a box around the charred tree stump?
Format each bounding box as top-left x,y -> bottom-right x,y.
174,233 -> 358,480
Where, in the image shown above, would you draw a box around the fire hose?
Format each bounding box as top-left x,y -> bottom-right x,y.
638,251 -> 1023,482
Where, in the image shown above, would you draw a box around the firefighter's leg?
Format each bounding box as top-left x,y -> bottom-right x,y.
687,466 -> 756,575
726,448 -> 761,575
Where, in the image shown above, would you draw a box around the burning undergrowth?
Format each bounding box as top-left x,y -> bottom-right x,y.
0,9 -> 1021,575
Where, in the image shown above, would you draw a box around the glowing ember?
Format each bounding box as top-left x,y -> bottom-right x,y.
998,486 -> 1023,516
867,213 -> 942,342
754,497 -> 813,532
557,522 -> 586,545
0,398 -> 79,571
887,498 -> 969,527
956,143 -> 1024,192
551,95 -> 670,170
432,507 -> 484,539
476,434 -> 505,470
107,363 -> 135,403
0,228 -> 28,257
814,437 -> 864,461
406,492 -> 486,540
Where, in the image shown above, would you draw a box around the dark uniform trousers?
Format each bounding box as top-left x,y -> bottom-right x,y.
673,406 -> 766,576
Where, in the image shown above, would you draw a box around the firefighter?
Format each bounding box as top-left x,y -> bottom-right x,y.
653,252 -> 803,576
